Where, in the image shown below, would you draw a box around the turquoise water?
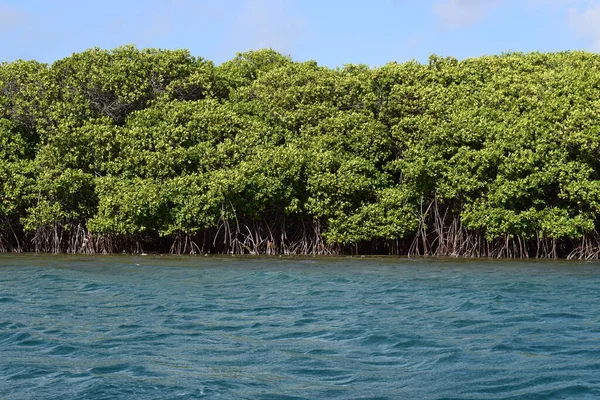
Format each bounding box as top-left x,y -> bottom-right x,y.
1,256 -> 600,399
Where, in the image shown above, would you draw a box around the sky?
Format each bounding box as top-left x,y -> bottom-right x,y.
1,0 -> 599,67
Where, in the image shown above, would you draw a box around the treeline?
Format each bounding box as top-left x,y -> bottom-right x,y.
1,46 -> 600,258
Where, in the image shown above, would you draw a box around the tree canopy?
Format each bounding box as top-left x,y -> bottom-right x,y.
2,46 -> 600,258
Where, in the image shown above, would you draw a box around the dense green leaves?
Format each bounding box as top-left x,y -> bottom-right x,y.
2,46 -> 600,257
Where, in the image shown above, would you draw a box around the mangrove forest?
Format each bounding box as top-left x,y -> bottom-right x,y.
2,46 -> 600,258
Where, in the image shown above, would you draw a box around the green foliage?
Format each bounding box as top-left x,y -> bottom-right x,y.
217,49 -> 292,94
2,47 -> 600,256
89,176 -> 168,234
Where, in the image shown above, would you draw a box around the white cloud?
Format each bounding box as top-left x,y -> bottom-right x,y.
433,0 -> 500,28
569,4 -> 600,51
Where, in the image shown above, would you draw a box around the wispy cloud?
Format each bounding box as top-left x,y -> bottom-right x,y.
433,0 -> 500,28
569,4 -> 600,51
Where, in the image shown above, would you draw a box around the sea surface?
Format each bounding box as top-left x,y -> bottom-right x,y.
1,255 -> 599,399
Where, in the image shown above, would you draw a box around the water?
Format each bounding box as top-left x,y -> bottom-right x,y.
1,256 -> 599,399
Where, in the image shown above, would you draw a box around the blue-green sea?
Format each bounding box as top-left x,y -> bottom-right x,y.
1,255 -> 599,399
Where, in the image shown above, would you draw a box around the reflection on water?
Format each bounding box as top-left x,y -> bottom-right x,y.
1,255 -> 600,399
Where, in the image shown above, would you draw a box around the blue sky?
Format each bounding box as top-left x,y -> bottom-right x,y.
1,0 -> 599,67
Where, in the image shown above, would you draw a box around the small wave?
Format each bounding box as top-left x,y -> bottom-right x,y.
540,312 -> 585,320
358,334 -> 399,347
118,323 -> 143,330
392,337 -> 445,350
88,364 -> 130,375
293,318 -> 319,326
18,338 -> 47,347
47,344 -> 78,355
305,349 -> 339,356
267,330 -> 329,341
79,282 -> 112,293
473,376 -> 594,399
450,318 -> 489,328
0,297 -> 20,304
258,394 -> 311,400
286,367 -> 353,380
537,384 -> 597,398
0,331 -> 33,347
201,324 -> 246,333
7,367 -> 55,381
0,322 -> 26,329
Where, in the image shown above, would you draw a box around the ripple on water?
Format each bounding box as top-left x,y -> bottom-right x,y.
0,331 -> 34,348
47,344 -> 79,356
0,297 -> 21,304
1,257 -> 600,399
